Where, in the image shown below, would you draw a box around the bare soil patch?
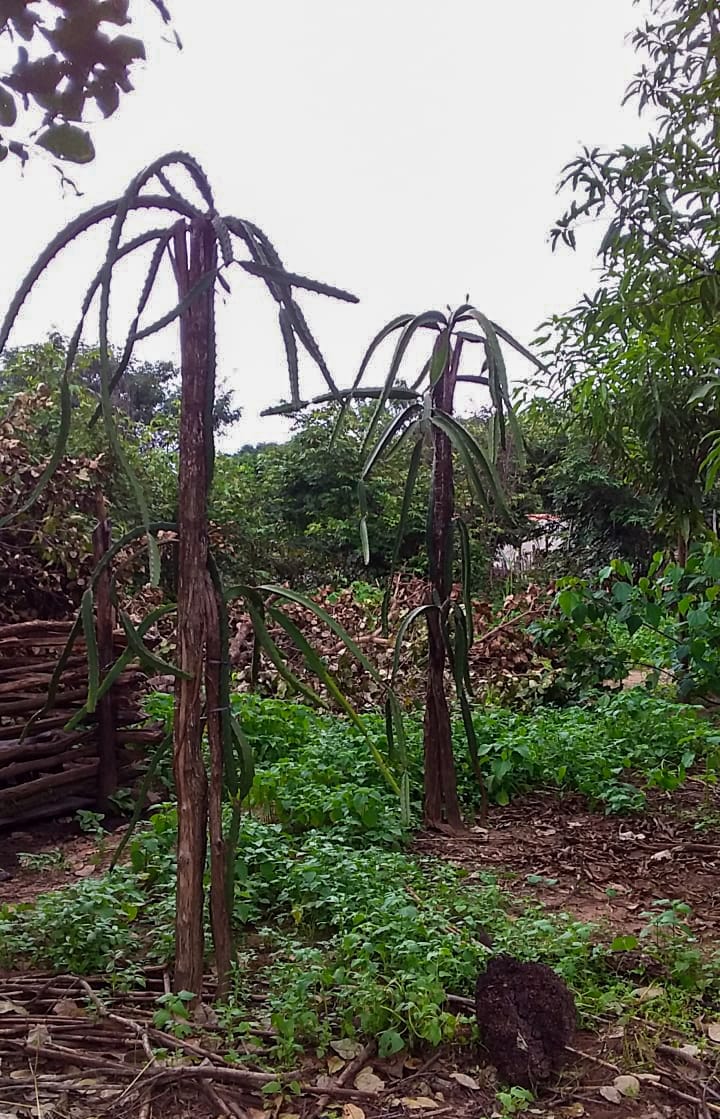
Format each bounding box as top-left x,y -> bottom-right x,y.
414,783 -> 720,938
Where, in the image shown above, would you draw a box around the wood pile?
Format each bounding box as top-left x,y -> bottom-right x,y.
0,620 -> 162,827
229,577 -> 551,711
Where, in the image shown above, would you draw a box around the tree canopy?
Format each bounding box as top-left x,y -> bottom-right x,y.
539,0 -> 720,556
0,0 -> 174,168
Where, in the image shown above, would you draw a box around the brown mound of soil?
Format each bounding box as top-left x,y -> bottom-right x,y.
475,954 -> 577,1088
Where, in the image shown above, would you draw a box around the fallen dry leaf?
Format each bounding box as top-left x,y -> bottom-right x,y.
327,1055 -> 345,1075
0,1000 -> 27,1017
707,1022 -> 720,1043
599,1085 -> 623,1104
341,1106 -> 365,1119
400,1098 -> 438,1110
613,1074 -> 640,1098
193,1001 -> 219,1027
449,1071 -> 480,1090
354,1067 -> 385,1094
332,1038 -> 364,1060
27,1023 -> 51,1048
631,984 -> 664,1002
52,998 -> 85,1018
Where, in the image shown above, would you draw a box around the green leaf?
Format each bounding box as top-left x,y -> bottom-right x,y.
381,436 -> 423,634
119,610 -> 192,680
233,588 -> 326,709
379,1029 -> 405,1057
0,86 -> 17,127
360,311 -> 447,458
612,582 -> 633,605
460,307 -> 525,464
332,313 -> 414,444
428,328 -> 450,385
66,603 -> 177,732
230,716 -> 256,800
392,604 -> 435,684
455,517 -> 474,646
430,410 -> 511,519
558,589 -> 578,617
357,479 -> 370,565
361,404 -> 422,481
267,604 -> 400,796
110,732 -> 172,870
611,935 -> 639,952
37,124 -> 95,164
258,585 -> 387,686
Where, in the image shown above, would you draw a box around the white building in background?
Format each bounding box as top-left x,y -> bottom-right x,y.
495,513 -> 568,574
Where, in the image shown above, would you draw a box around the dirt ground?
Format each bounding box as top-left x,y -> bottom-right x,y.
0,788 -> 718,1118
414,781 -> 720,938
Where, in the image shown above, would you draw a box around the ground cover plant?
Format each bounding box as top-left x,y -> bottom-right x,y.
2,691 -> 720,1069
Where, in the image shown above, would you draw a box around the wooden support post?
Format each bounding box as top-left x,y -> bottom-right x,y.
93,490 -> 117,808
172,218 -> 217,997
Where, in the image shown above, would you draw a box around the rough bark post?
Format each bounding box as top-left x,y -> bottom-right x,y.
93,490 -> 117,809
172,218 -> 216,996
423,339 -> 463,831
205,589 -> 232,998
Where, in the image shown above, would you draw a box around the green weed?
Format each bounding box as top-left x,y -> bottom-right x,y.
2,695 -> 719,1065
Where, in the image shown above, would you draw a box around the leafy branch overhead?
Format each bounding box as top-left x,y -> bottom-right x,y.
536,0 -> 720,556
0,0 -> 175,167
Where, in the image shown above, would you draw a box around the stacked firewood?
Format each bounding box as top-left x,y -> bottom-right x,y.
0,620 -> 162,826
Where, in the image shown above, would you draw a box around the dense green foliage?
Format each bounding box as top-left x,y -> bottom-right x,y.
1,338 -> 673,594
2,692 -> 719,1059
548,542 -> 720,701
538,0 -> 720,554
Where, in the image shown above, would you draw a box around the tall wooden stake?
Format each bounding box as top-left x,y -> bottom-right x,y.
93,490 -> 117,809
173,218 -> 217,995
423,340 -> 463,831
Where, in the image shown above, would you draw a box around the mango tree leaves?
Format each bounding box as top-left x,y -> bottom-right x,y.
0,0 -> 174,168
37,123 -> 94,164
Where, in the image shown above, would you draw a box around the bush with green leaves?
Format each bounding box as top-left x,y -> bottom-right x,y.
462,690 -> 720,813
547,544 -> 720,700
142,689 -> 720,820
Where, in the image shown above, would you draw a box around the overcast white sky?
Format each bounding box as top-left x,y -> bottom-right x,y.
0,1 -> 651,449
